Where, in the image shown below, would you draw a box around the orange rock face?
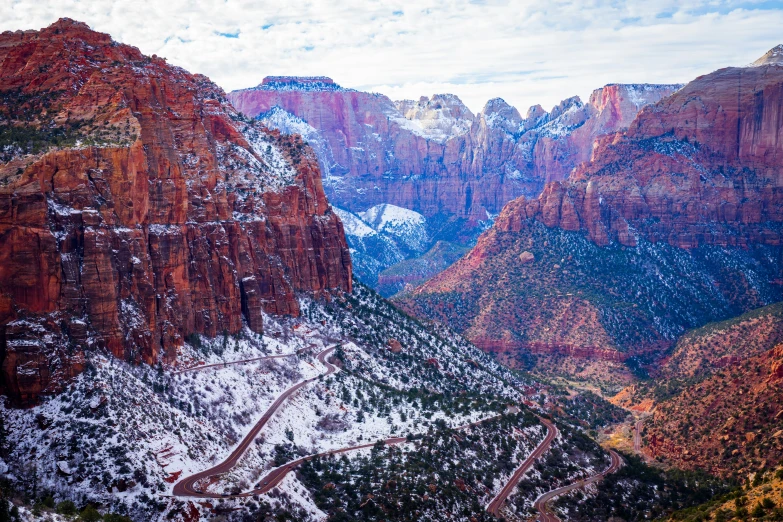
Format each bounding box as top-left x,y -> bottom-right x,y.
0,19 -> 351,405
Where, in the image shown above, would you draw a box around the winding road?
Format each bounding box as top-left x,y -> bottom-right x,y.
246,435 -> 408,495
244,413 -> 509,497
633,417 -> 646,453
172,347 -> 311,375
533,449 -> 623,522
486,416 -> 558,517
173,345 -> 338,497
173,345 -> 609,516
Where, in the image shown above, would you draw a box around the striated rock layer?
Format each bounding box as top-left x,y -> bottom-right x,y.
398,50 -> 783,371
0,19 -> 351,405
229,79 -> 680,224
500,63 -> 783,250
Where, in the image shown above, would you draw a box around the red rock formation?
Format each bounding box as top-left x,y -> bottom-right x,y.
0,19 -> 351,405
506,63 -> 783,249
770,343 -> 783,381
530,84 -> 682,183
646,339 -> 783,476
228,79 -> 678,223
398,51 -> 783,371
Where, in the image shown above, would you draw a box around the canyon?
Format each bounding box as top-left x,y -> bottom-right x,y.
618,302 -> 783,478
230,76 -> 680,292
2,14 -> 783,522
398,47 -> 783,377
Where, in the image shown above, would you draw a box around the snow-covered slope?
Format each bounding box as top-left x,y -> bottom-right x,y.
257,105 -> 338,181
359,203 -> 429,253
332,207 -> 406,289
1,283 -> 547,521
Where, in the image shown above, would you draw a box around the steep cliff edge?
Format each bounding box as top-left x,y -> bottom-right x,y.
505,62 -> 783,250
0,19 -> 352,405
398,49 -> 783,377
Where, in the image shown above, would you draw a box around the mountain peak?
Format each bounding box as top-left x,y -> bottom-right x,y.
256,76 -> 348,91
49,17 -> 90,29
751,44 -> 783,66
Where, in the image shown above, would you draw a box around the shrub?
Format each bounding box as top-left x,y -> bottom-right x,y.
79,505 -> 101,522
56,500 -> 77,515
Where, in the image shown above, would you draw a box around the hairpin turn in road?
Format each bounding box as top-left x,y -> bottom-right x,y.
173,345 -> 338,497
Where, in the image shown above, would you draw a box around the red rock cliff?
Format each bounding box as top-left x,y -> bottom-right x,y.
228,79 -> 678,223
498,62 -> 783,249
397,53 -> 783,372
0,19 -> 352,405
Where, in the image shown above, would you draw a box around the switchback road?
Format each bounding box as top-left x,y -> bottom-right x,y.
534,449 -> 623,522
172,347 -> 311,375
173,345 -> 337,497
486,416 -> 558,517
245,413 -> 507,497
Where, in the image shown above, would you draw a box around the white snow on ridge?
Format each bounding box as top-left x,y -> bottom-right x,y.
258,105 -> 338,180
359,203 -> 429,252
360,203 -> 425,231
750,44 -> 783,66
390,94 -> 475,143
333,207 -> 376,238
617,83 -> 684,108
258,106 -> 319,141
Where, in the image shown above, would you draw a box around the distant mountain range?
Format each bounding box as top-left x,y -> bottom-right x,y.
229,76 -> 680,293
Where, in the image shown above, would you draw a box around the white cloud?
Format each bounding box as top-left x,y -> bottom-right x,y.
2,0 -> 782,112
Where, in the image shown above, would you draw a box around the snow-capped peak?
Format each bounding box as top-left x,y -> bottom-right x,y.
391,94 -> 475,143
481,98 -> 524,135
750,44 -> 783,66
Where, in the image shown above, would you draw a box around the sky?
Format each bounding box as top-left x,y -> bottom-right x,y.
3,0 -> 783,113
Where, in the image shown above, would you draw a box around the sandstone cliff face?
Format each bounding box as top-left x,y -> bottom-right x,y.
228,78 -> 678,224
0,19 -> 352,405
529,83 -> 683,183
398,54 -> 783,371
502,64 -> 783,250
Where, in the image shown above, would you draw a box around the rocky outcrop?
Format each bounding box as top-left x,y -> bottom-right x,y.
398,49 -> 783,372
228,78 -> 679,225
529,84 -> 683,183
645,339 -> 783,477
0,19 -> 351,405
